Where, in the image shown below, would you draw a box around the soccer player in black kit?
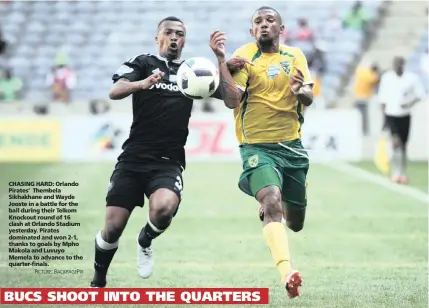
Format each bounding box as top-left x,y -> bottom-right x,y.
90,16 -> 249,287
89,16 -> 193,287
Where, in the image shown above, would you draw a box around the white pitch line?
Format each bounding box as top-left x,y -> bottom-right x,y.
325,162 -> 428,204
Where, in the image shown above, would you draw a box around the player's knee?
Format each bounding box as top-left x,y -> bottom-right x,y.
392,137 -> 402,149
260,192 -> 282,220
150,198 -> 178,226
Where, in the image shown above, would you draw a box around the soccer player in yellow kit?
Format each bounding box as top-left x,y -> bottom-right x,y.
209,6 -> 313,299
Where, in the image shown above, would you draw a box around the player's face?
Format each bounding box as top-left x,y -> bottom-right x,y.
156,21 -> 186,60
393,57 -> 405,74
250,10 -> 284,46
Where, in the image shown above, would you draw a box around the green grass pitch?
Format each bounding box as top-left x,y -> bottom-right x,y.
0,161 -> 427,308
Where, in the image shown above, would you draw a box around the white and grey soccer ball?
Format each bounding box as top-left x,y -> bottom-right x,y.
176,57 -> 220,99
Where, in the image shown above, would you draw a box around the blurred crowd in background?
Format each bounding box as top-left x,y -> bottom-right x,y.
0,0 -> 427,124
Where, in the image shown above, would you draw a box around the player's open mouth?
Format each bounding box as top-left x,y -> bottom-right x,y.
261,31 -> 269,35
169,43 -> 178,51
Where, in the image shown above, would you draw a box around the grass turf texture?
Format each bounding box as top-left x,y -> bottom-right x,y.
0,161 -> 427,308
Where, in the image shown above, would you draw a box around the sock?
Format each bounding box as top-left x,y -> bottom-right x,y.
391,148 -> 401,177
93,230 -> 118,280
138,217 -> 165,248
263,222 -> 291,285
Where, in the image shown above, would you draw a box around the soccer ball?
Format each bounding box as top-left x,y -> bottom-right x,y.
176,57 -> 219,99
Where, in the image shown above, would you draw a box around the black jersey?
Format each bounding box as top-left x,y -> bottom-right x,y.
112,54 -> 193,170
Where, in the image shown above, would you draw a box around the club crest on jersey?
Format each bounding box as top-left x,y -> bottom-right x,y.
248,154 -> 259,168
280,61 -> 292,76
267,65 -> 280,79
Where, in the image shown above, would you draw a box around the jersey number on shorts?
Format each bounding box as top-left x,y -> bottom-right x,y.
175,176 -> 183,199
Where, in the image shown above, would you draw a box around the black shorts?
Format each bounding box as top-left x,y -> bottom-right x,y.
384,115 -> 411,145
106,162 -> 184,212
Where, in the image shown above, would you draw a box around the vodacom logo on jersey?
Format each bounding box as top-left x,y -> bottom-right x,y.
149,83 -> 181,92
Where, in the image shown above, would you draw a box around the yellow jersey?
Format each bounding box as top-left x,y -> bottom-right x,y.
353,67 -> 379,100
232,42 -> 313,144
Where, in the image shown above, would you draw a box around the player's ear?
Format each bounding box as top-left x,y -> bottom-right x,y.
249,28 -> 255,37
280,25 -> 285,35
155,36 -> 159,45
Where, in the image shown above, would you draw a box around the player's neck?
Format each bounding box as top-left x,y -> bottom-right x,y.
159,52 -> 180,62
257,41 -> 280,53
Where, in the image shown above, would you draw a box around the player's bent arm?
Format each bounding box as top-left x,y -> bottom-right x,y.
210,88 -> 223,100
109,78 -> 143,100
218,60 -> 243,109
296,85 -> 313,107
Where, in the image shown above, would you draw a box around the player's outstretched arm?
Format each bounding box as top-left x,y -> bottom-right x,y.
109,72 -> 165,100
209,30 -> 243,109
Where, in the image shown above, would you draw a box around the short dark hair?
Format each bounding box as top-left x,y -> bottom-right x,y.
157,16 -> 184,31
253,6 -> 282,24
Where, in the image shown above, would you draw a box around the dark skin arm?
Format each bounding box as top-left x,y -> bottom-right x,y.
210,56 -> 253,100
109,72 -> 164,100
209,30 -> 243,109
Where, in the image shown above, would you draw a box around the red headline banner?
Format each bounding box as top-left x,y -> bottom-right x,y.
0,288 -> 269,305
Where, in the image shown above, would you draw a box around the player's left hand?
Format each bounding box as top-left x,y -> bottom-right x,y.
290,68 -> 305,94
227,56 -> 254,74
210,30 -> 227,61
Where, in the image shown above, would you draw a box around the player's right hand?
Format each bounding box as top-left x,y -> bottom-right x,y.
140,72 -> 165,90
210,30 -> 227,60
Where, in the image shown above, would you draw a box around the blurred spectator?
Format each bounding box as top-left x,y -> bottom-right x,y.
0,69 -> 23,102
294,18 -> 314,41
0,27 -> 7,70
343,1 -> 368,31
307,42 -> 326,107
319,11 -> 342,47
46,52 -> 77,103
307,42 -> 326,76
353,63 -> 380,135
291,18 -> 314,58
90,99 -> 110,115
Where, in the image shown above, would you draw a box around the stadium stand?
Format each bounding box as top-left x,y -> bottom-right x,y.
0,0 -> 386,107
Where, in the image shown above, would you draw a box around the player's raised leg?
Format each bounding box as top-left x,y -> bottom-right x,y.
90,169 -> 143,288
249,168 -> 302,298
137,169 -> 183,278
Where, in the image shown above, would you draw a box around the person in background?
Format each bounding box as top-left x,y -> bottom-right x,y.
0,69 -> 23,102
343,1 -> 368,31
46,52 -> 77,103
307,42 -> 326,108
353,63 -> 380,135
0,27 -> 8,70
291,18 -> 314,59
319,10 -> 342,47
378,56 -> 425,184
